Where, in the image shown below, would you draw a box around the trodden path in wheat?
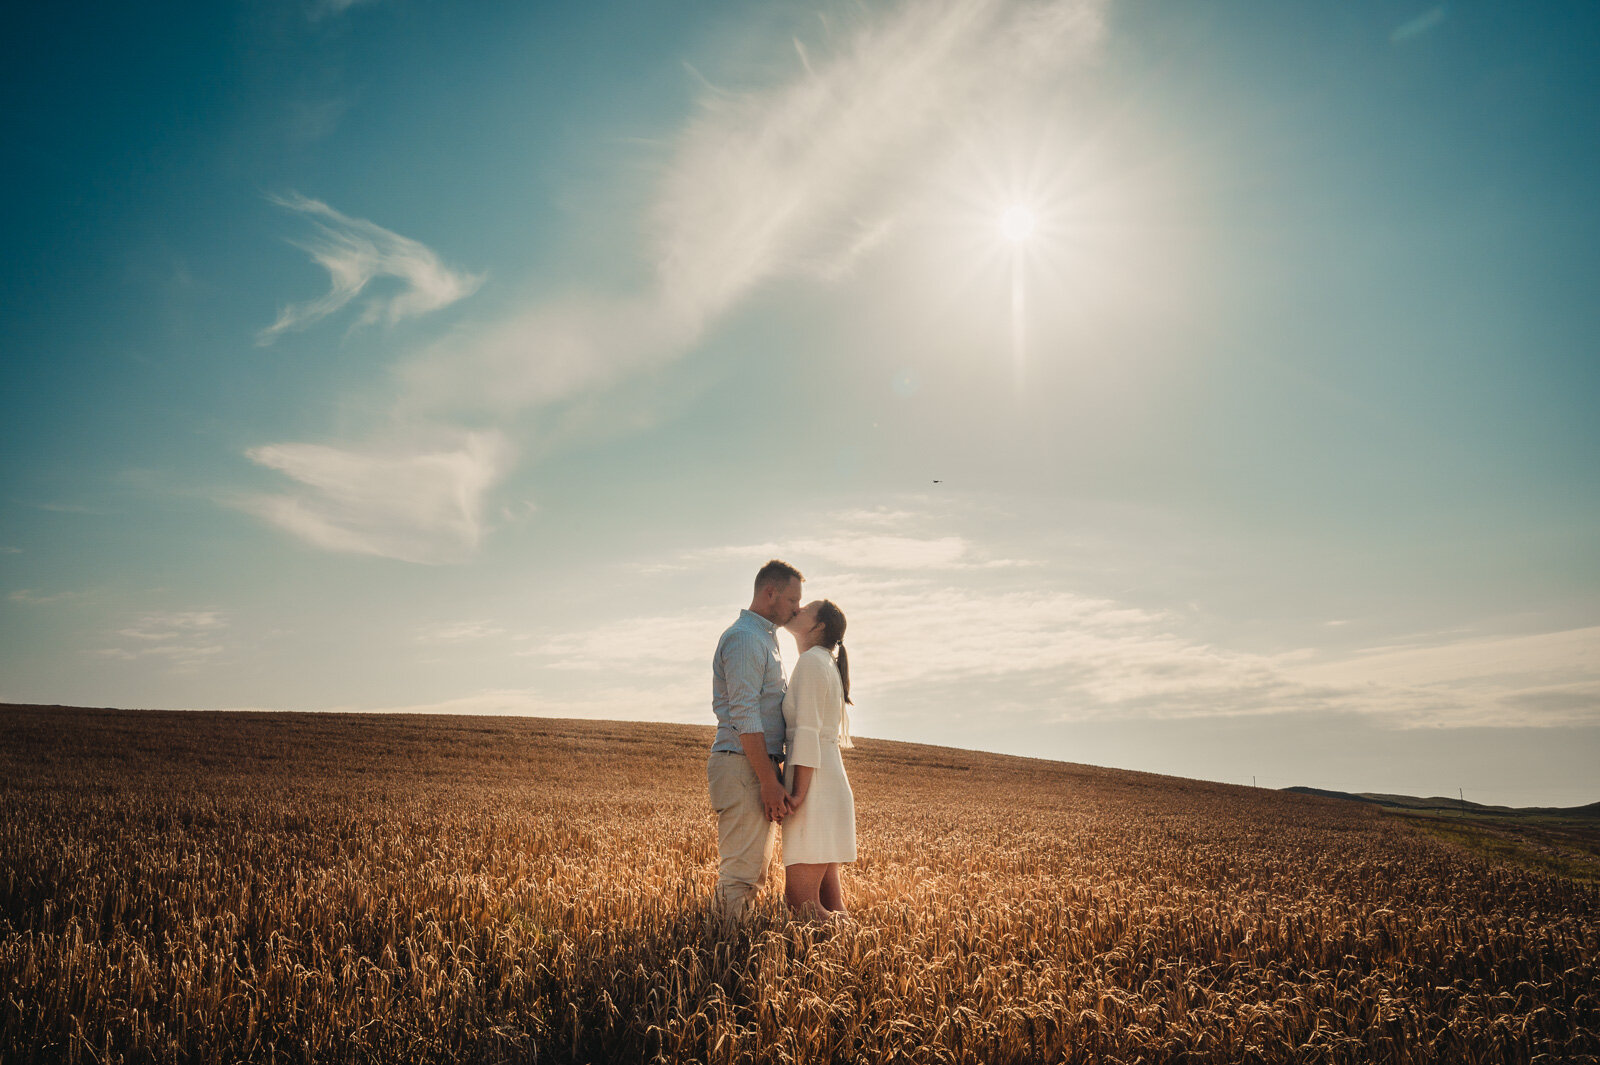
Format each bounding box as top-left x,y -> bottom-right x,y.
2,705 -> 1596,1064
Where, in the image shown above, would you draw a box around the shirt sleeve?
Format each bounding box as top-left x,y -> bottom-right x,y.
721,629 -> 768,736
786,653 -> 825,768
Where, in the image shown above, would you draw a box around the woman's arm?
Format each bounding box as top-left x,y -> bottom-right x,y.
789,764 -> 814,807
785,654 -> 825,779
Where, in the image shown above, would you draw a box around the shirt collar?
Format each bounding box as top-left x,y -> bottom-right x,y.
739,608 -> 777,635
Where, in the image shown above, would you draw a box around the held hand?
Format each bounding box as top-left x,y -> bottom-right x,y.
761,779 -> 789,822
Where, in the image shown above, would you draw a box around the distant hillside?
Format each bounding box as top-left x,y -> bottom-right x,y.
1283,785 -> 1600,818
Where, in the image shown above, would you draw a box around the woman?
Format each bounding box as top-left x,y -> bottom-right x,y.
780,599 -> 855,921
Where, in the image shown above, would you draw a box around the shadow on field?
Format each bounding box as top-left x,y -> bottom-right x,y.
537,889 -> 805,1065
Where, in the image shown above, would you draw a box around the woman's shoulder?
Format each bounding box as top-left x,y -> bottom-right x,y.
803,647 -> 843,689
793,646 -> 832,676
807,646 -> 842,670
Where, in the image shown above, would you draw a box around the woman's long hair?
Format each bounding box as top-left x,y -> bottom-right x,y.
814,600 -> 851,706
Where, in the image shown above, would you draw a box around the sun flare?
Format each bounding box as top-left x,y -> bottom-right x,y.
1000,204 -> 1037,242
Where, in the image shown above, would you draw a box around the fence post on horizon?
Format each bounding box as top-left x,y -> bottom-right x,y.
1459,788 -> 1466,817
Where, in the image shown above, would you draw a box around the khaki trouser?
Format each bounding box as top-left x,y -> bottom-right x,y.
707,751 -> 777,921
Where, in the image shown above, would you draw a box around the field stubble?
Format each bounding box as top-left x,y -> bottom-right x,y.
1,705 -> 1596,1064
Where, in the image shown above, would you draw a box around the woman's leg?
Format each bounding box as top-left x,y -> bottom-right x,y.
819,863 -> 847,914
783,863 -> 828,920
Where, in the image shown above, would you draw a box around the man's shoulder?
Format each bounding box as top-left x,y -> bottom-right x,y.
717,614 -> 772,654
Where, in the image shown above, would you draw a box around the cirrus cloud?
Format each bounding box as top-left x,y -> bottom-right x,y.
242,0 -> 1110,562
236,431 -> 511,564
94,611 -> 230,672
512,504 -> 1600,732
257,192 -> 484,345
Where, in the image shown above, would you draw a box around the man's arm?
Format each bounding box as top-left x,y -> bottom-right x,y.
740,732 -> 792,822
723,631 -> 792,822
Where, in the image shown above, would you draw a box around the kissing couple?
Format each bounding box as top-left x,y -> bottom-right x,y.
707,560 -> 855,923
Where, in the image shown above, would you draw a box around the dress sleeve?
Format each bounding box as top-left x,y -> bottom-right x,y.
786,654 -> 825,768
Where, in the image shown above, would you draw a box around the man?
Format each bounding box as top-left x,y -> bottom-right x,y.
707,559 -> 803,921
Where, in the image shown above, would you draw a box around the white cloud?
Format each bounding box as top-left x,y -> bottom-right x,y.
828,506 -> 925,529
237,431 -> 511,564
517,608 -> 726,679
346,683 -> 707,724
284,96 -> 355,145
96,611 -> 229,671
817,573 -> 1310,722
311,0 -> 384,20
394,0 -> 1107,423
257,192 -> 483,345
1285,626 -> 1600,728
518,578 -> 1599,732
484,568 -> 1300,735
690,535 -> 967,571
1391,6 -> 1446,45
9,589 -> 78,604
495,507 -> 1600,732
685,530 -> 1031,572
652,0 -> 1105,324
243,0 -> 1110,560
36,502 -> 103,514
396,295 -> 689,419
825,568 -> 1598,729
417,620 -> 506,643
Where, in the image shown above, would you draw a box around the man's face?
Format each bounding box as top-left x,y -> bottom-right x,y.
776,578 -> 803,625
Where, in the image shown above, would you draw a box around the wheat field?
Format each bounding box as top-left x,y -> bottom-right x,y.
2,704 -> 1596,1064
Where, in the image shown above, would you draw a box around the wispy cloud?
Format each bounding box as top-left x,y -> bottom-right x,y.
257,192 -> 483,345
95,611 -> 229,671
395,295 -> 688,419
347,683 -> 708,723
509,505 -> 1600,731
830,578 -> 1287,705
1390,6 -> 1447,45
1285,626 -> 1600,727
243,0 -> 1109,561
284,96 -> 356,145
399,0 -> 1106,422
687,534 -> 1028,571
236,430 -> 511,564
35,502 -> 105,514
652,0 -> 1105,325
822,562 -> 1598,729
517,608 -> 725,679
309,0 -> 384,21
9,589 -> 80,605
417,620 -> 506,643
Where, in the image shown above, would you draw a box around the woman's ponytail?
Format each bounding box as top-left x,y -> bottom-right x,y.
815,600 -> 853,705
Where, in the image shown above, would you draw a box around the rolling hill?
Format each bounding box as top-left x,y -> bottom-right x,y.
3,703 -> 1596,1063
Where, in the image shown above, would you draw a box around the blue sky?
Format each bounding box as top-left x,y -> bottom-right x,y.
3,0 -> 1596,806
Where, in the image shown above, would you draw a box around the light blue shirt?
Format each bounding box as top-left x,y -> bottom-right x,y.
711,609 -> 787,756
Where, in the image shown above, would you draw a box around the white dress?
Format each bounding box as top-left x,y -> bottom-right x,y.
781,646 -> 856,866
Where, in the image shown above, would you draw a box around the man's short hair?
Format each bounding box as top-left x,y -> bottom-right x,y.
754,559 -> 803,591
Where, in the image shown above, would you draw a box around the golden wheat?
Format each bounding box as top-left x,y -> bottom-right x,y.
1,705 -> 1595,1064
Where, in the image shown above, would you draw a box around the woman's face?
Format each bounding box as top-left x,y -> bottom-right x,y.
786,600 -> 823,639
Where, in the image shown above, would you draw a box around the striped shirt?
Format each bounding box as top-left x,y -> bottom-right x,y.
710,609 -> 787,756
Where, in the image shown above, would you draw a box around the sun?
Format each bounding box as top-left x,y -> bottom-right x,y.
1000,204 -> 1037,243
